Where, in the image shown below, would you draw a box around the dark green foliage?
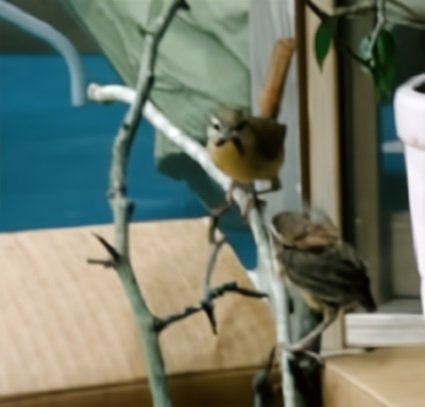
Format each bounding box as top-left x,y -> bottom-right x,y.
314,16 -> 336,69
365,28 -> 397,101
313,11 -> 397,101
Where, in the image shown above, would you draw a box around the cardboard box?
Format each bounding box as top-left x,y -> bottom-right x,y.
324,346 -> 425,407
0,220 -> 277,406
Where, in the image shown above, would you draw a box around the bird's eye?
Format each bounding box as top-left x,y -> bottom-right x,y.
233,120 -> 247,132
212,123 -> 220,131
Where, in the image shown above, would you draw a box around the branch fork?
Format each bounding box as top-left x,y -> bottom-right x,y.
87,2 -> 190,406
88,82 -> 295,406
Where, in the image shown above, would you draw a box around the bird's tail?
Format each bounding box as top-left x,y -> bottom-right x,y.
361,291 -> 377,313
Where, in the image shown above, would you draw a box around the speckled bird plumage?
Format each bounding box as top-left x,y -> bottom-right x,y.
271,210 -> 377,352
272,210 -> 376,314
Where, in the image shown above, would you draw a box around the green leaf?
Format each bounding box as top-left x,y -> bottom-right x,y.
376,29 -> 396,75
358,29 -> 397,101
373,29 -> 397,101
314,17 -> 335,69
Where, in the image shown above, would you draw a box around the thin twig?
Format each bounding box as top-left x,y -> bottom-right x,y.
333,0 -> 375,17
202,237 -> 227,333
154,304 -> 202,331
306,0 -> 425,28
154,236 -> 267,335
86,258 -> 116,268
109,0 -> 188,254
304,0 -> 327,19
367,0 -> 387,59
92,233 -> 121,262
387,14 -> 425,30
204,238 -> 226,296
339,40 -> 370,66
97,2 -> 188,407
155,282 -> 268,332
305,0 -> 374,19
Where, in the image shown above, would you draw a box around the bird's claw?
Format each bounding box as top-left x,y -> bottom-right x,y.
242,192 -> 266,219
208,203 -> 230,244
279,342 -> 323,365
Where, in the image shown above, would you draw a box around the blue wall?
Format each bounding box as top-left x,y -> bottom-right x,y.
0,55 -> 206,232
378,103 -> 406,174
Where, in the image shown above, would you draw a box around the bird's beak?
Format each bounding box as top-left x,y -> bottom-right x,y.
215,130 -> 234,147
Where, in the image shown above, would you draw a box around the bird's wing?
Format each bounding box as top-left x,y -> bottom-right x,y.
292,225 -> 340,250
281,244 -> 375,310
248,118 -> 286,161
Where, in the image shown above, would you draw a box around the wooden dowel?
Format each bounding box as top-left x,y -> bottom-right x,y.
259,38 -> 296,119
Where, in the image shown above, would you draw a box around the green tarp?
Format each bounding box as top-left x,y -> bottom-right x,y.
61,0 -> 256,264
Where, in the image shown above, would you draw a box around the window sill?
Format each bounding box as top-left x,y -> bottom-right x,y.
324,346 -> 425,407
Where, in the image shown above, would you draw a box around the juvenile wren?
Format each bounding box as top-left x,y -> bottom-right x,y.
271,210 -> 377,353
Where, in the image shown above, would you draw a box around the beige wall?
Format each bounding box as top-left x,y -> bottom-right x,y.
0,0 -> 97,53
303,0 -> 341,226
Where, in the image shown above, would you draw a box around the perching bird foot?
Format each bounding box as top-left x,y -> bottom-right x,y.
320,347 -> 375,360
279,342 -> 323,365
277,308 -> 337,364
279,341 -> 368,366
208,203 -> 231,243
242,191 -> 266,219
256,177 -> 282,196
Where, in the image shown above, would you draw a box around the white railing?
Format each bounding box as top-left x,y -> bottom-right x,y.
0,0 -> 85,106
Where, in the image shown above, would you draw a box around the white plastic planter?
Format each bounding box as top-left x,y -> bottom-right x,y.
394,73 -> 425,316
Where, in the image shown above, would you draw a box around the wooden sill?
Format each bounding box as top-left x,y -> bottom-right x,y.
324,346 -> 425,407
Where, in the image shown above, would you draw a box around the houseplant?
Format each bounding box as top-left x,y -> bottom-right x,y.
306,0 -> 425,314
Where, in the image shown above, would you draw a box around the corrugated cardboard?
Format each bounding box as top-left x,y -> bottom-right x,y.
324,346 -> 425,407
0,219 -> 277,406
